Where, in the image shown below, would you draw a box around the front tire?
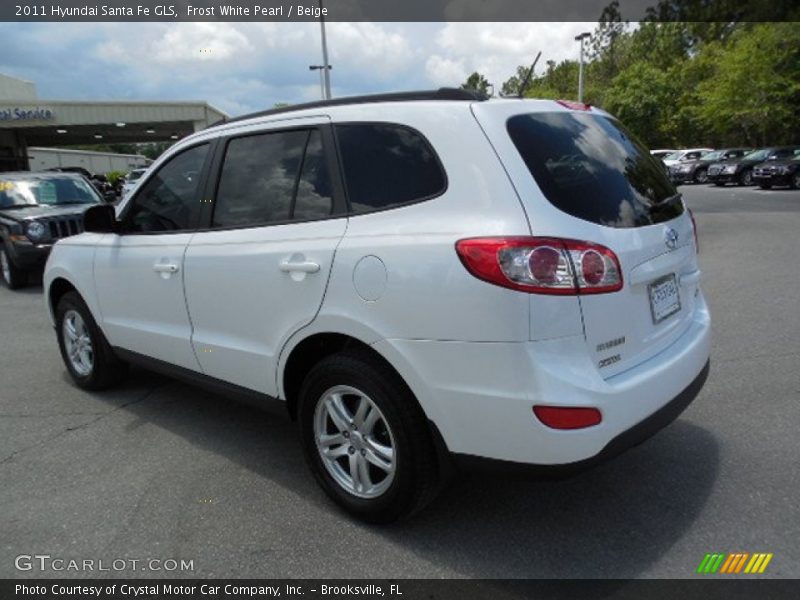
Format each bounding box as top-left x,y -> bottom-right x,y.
739,169 -> 753,186
56,291 -> 127,390
298,350 -> 440,523
0,245 -> 27,289
694,168 -> 708,184
791,173 -> 800,190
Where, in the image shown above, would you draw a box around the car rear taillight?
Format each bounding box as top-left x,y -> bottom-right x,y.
688,208 -> 699,253
455,237 -> 623,295
533,406 -> 602,429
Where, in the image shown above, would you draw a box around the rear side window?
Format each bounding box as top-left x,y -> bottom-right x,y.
507,113 -> 683,228
213,130 -> 306,228
335,123 -> 446,214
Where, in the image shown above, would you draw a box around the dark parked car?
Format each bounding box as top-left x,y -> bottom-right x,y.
669,148 -> 750,184
47,167 -> 117,202
707,147 -> 800,186
753,151 -> 800,189
0,172 -> 101,289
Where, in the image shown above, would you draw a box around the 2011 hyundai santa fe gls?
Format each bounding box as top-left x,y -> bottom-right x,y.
43,89 -> 711,522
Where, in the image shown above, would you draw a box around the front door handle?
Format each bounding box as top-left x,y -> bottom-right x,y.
153,263 -> 180,274
279,260 -> 320,274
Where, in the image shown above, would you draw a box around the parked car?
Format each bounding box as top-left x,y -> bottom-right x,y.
753,150 -> 800,189
0,172 -> 101,289
43,90 -> 710,522
707,146 -> 800,186
121,168 -> 148,198
662,148 -> 714,168
47,167 -> 117,202
669,148 -> 751,184
650,149 -> 677,161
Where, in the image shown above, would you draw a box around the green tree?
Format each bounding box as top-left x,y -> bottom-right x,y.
692,23 -> 800,146
461,72 -> 491,95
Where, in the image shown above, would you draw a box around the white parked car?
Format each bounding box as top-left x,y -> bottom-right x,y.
662,148 -> 714,168
650,149 -> 677,161
120,168 -> 148,198
43,90 -> 711,522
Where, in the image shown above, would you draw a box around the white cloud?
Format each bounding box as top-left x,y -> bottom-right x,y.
2,22 -> 601,115
427,22 -> 597,90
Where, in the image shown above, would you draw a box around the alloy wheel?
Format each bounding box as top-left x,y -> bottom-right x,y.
62,309 -> 94,376
313,385 -> 396,499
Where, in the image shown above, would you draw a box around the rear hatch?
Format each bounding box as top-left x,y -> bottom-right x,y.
472,101 -> 701,378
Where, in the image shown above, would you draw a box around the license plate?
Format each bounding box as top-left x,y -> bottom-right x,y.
648,274 -> 681,324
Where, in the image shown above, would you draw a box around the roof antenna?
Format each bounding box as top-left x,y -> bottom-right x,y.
517,51 -> 542,99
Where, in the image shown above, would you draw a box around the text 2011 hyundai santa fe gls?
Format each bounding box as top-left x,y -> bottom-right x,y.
43,89 -> 710,522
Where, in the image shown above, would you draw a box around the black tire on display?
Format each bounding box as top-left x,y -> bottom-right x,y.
298,349 -> 441,523
55,291 -> 128,390
0,244 -> 27,289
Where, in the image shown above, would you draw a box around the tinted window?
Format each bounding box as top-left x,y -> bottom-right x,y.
335,123 -> 445,213
126,144 -> 209,233
292,130 -> 333,220
213,130 -> 308,228
507,113 -> 682,228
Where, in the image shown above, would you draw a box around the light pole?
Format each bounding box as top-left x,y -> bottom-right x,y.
309,65 -> 327,100
319,0 -> 332,99
574,31 -> 591,103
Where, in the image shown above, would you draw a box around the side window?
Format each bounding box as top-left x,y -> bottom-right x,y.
125,144 -> 209,233
293,130 -> 333,220
212,130 -> 309,228
335,123 -> 446,214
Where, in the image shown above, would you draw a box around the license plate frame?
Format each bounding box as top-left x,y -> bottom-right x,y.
648,274 -> 681,324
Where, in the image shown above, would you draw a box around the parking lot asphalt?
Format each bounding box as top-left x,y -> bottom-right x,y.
1,184 -> 798,580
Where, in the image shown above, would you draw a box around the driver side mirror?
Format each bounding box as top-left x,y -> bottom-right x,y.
83,204 -> 119,234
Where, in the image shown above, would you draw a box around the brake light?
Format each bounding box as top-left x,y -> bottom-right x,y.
455,237 -> 623,295
533,406 -> 602,429
688,208 -> 699,253
557,99 -> 591,111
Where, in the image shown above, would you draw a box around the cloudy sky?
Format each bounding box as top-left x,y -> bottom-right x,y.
0,22 -> 595,116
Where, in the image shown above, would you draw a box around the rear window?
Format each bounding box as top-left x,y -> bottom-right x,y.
507,112 -> 682,228
335,123 -> 446,214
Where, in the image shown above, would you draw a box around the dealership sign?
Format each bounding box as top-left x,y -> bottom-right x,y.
0,107 -> 55,121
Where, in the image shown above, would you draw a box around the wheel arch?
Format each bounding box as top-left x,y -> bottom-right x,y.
279,329 -> 453,468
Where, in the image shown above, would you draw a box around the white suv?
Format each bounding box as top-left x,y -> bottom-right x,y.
44,89 -> 711,522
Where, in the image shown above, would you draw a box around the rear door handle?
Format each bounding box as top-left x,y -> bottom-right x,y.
279,260 -> 320,274
153,263 -> 180,274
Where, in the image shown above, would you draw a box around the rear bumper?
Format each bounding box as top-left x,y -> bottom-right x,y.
453,359 -> 709,476
374,296 -> 711,465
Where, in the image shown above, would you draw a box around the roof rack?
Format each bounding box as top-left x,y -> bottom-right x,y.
219,87 -> 489,126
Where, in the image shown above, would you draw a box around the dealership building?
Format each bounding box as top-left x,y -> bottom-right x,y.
0,73 -> 227,172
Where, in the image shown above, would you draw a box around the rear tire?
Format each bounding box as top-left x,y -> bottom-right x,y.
298,350 -> 441,523
739,169 -> 753,186
55,291 -> 128,390
0,245 -> 27,289
791,173 -> 800,190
